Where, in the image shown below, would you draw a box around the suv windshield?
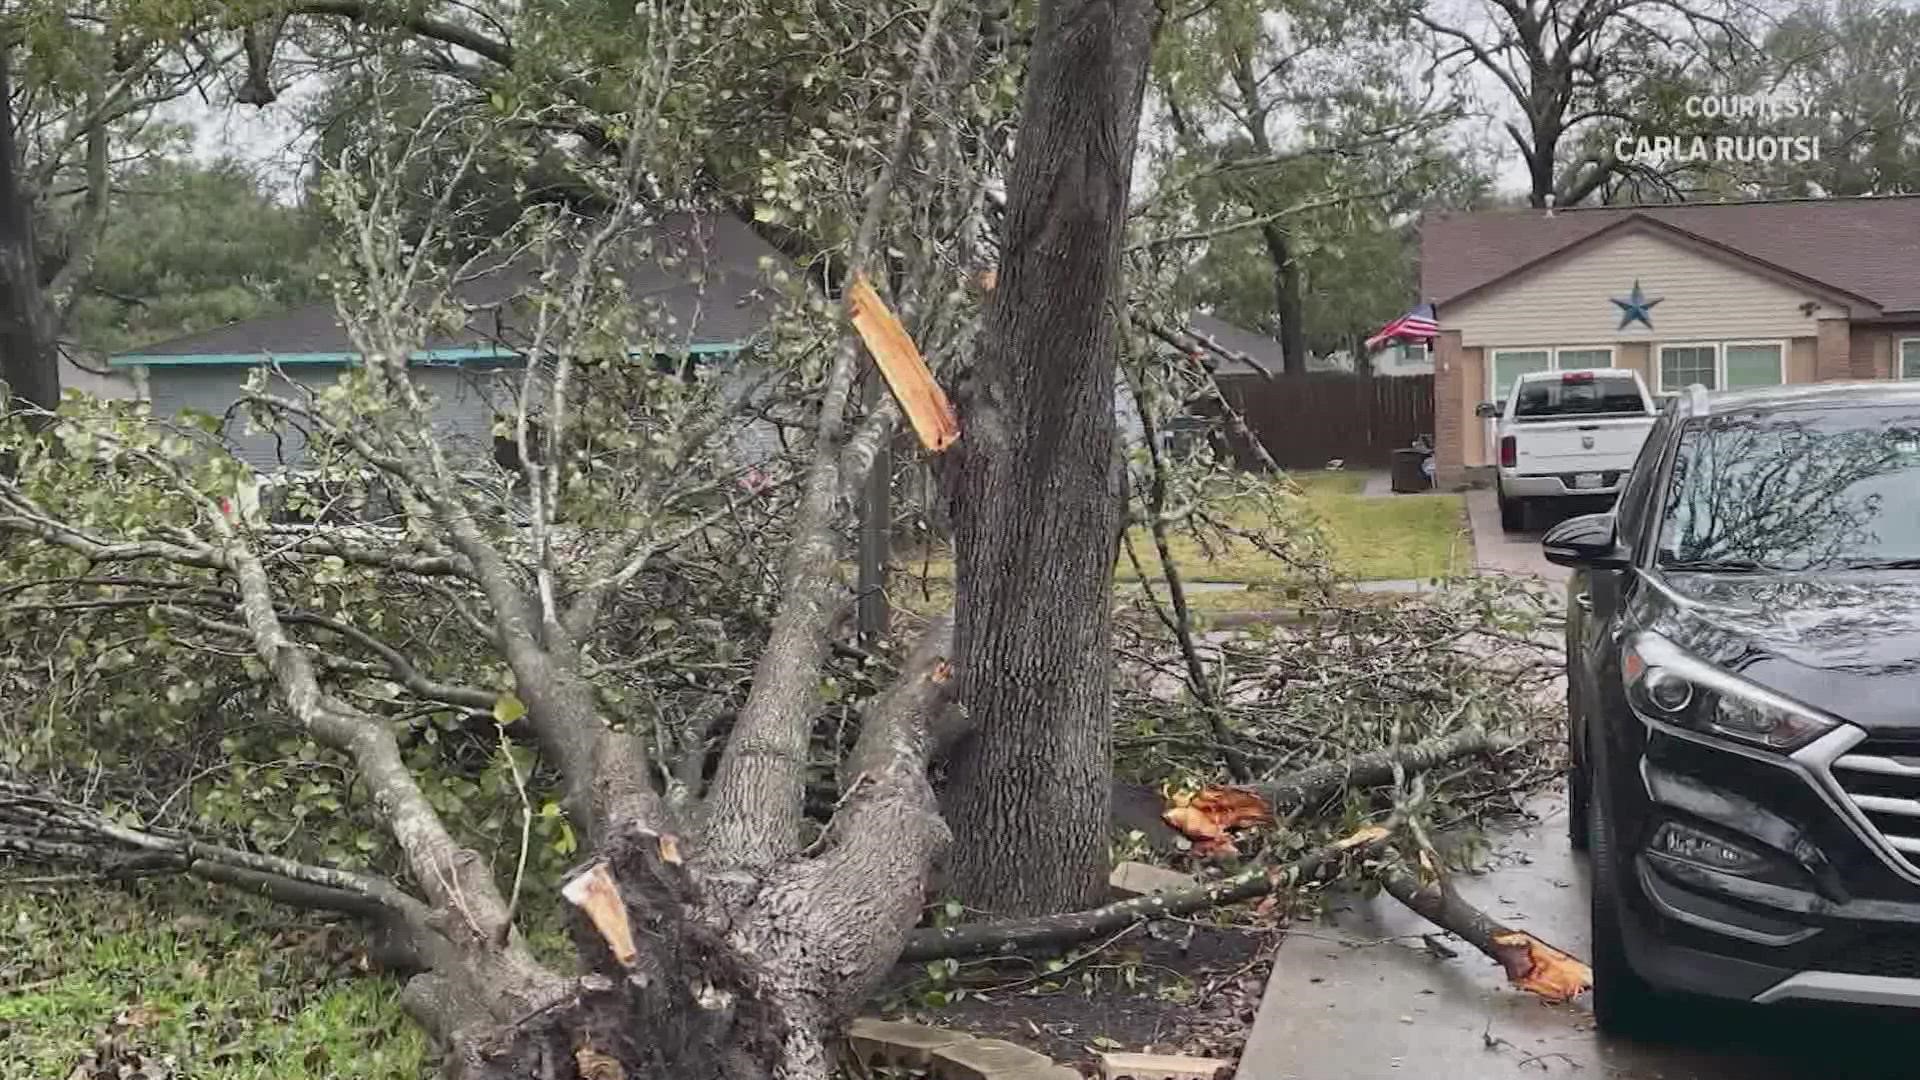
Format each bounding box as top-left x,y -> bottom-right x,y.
1657,405 -> 1920,572
1512,374 -> 1647,418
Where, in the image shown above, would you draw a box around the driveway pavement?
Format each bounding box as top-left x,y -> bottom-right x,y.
1236,793 -> 1920,1080
1465,490 -> 1570,586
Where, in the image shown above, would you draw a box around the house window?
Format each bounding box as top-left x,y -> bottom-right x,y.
1901,339 -> 1920,380
1659,345 -> 1719,392
1555,348 -> 1614,370
1724,342 -> 1785,389
1491,349 -> 1551,401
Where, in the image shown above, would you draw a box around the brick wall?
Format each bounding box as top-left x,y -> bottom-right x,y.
1433,329 -> 1467,487
1815,318 -> 1853,381
1854,323 -> 1920,379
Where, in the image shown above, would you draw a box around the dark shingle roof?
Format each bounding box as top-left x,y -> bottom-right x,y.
1186,313 -> 1284,377
1420,196 -> 1920,316
117,212 -> 789,361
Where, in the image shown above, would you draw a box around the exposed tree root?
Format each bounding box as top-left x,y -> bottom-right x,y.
451,830 -> 789,1080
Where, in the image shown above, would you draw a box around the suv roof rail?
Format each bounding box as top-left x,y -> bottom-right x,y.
1686,383 -> 1711,415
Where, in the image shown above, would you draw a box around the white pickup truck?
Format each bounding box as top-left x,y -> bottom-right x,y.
1477,368 -> 1658,532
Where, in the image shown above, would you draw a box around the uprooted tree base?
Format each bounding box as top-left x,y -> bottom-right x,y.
453,830 -> 789,1080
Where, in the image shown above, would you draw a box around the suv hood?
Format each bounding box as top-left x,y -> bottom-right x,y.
1640,570 -> 1920,733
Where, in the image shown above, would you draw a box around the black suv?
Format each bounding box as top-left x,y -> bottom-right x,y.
1546,381 -> 1920,1034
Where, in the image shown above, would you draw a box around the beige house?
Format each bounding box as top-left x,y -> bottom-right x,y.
1422,196 -> 1920,486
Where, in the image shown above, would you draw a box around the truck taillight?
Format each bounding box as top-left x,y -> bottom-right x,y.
1499,435 -> 1517,468
1562,371 -> 1595,384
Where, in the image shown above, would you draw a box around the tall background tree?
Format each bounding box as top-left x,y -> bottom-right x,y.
65,158 -> 327,356
0,5 -> 225,408
1415,0 -> 1762,208
1145,0 -> 1483,371
1612,0 -> 1920,200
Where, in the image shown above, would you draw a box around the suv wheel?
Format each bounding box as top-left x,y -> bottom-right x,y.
1587,758 -> 1663,1037
1499,488 -> 1526,532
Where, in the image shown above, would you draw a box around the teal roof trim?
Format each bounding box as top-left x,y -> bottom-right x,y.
108,342 -> 749,368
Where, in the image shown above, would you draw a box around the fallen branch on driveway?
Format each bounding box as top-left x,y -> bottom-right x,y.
901,822 -> 1396,961
1375,846 -> 1592,1003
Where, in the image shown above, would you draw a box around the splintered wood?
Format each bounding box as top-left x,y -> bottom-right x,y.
846,273 -> 960,453
562,861 -> 638,968
1489,930 -> 1594,1003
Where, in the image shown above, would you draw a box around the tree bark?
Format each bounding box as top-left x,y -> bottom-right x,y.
1260,222 -> 1307,375
940,0 -> 1161,917
0,47 -> 60,414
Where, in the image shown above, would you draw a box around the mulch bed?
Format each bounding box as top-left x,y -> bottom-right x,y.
869,918 -> 1277,1073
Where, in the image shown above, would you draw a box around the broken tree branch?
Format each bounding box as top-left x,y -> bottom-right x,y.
901,823 -> 1396,961
1375,848 -> 1592,1003
1253,730 -> 1512,812
699,0 -> 953,870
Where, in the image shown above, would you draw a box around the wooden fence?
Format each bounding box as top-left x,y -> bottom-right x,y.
1210,373 -> 1435,470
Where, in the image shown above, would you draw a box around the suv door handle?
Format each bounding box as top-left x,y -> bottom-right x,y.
1574,592 -> 1593,612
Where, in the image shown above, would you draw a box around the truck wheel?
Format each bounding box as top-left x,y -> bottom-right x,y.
1499,492 -> 1525,532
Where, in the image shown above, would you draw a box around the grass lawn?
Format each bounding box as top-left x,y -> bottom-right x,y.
1303,486 -> 1472,581
892,470 -> 1468,599
0,885 -> 427,1079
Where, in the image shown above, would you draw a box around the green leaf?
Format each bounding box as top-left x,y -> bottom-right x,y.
493,692 -> 527,726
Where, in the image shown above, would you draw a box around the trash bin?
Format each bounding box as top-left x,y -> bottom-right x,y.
1391,446 -> 1433,493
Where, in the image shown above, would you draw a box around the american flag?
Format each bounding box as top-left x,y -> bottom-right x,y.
1364,302 -> 1439,351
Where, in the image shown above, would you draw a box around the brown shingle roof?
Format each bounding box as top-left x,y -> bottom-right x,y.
1420,196 -> 1920,317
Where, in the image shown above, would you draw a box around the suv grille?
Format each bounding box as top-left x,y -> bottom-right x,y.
1830,746 -> 1920,873
1816,930 -> 1920,979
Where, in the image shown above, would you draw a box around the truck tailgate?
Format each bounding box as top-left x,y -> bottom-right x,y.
1512,416 -> 1653,473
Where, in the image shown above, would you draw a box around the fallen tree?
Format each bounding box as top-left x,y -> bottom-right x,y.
0,6 -> 1583,1078
0,1 -> 1183,1076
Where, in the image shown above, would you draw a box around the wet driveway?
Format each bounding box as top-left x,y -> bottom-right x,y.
1236,792 -> 1920,1080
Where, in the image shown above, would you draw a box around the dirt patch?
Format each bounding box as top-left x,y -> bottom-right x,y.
868,919 -> 1275,1072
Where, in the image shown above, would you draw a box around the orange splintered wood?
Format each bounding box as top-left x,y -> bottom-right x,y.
562,861 -> 638,967
1163,787 -> 1277,858
1489,930 -> 1594,1003
846,273 -> 960,453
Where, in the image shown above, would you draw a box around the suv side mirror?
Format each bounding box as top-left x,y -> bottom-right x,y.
1475,401 -> 1500,419
1542,513 -> 1629,569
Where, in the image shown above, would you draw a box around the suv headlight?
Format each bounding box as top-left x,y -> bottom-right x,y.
1622,633 -> 1840,752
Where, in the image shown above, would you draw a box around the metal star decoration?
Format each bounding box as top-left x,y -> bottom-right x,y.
1611,280 -> 1663,330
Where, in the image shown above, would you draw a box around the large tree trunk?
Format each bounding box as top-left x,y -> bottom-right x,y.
0,47 -> 60,414
940,0 -> 1160,917
1261,222 -> 1307,375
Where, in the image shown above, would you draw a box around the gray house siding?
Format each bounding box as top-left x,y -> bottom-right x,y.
139,355 -> 793,478
143,363 -> 515,472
